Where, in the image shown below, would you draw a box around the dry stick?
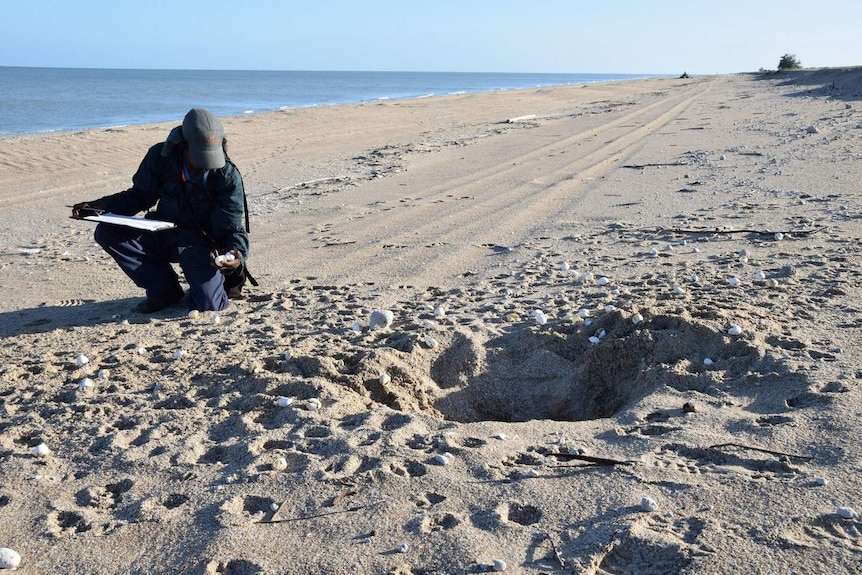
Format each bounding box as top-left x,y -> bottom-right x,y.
708,442 -> 813,462
644,226 -> 826,238
548,453 -> 634,466
542,532 -> 568,569
622,162 -> 688,169
262,503 -> 372,524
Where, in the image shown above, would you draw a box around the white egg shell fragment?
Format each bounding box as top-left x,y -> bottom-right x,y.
0,548 -> 21,570
640,496 -> 659,512
837,507 -> 858,519
369,309 -> 394,330
32,443 -> 51,457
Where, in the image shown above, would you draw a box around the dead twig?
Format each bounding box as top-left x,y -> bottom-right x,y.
708,442 -> 813,462
542,532 -> 567,568
645,226 -> 825,238
547,452 -> 634,466
622,162 -> 688,169
262,503 -> 372,524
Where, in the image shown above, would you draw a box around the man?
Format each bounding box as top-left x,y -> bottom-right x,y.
72,108 -> 249,313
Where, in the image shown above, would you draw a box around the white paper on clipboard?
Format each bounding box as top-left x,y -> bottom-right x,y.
79,213 -> 177,232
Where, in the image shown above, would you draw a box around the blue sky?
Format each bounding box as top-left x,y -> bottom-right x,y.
2,0 -> 860,74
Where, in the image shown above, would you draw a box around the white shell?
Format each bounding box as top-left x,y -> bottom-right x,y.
837,507 -> 858,519
272,456 -> 288,471
432,306 -> 446,317
397,543 -> 409,553
283,351 -> 292,361
492,559 -> 508,572
187,310 -> 199,319
369,309 -> 394,330
78,377 -> 95,390
492,432 -> 507,440
173,349 -> 187,359
75,354 -> 89,366
690,274 -> 699,283
270,502 -> 279,511
306,398 -> 321,410
604,304 -> 617,312
727,325 -> 743,336
97,369 -> 109,380
588,336 -> 601,345
214,255 -> 226,266
534,312 -> 547,325
774,232 -> 784,241
673,286 -> 685,294
379,373 -> 391,385
32,443 -> 51,457
577,308 -> 590,318
525,469 -> 540,478
728,277 -> 741,287
640,496 -> 658,512
632,313 -> 644,325
137,346 -> 148,355
434,453 -> 451,465
815,477 -> 828,486
224,252 -> 236,262
754,271 -> 766,280
424,335 -> 439,349
276,396 -> 293,407
0,548 -> 21,570
559,261 -> 570,271
597,277 -> 610,286
213,314 -> 221,325
703,358 -> 714,366
649,247 -> 659,256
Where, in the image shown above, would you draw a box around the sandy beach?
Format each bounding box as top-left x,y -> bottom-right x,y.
1,69 -> 861,574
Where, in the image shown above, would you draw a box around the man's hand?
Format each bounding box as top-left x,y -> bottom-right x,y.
71,201 -> 104,219
211,249 -> 243,271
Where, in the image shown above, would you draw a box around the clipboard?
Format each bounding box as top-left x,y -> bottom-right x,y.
74,212 -> 177,232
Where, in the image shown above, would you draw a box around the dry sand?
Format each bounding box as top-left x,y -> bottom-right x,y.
1,69 -> 861,574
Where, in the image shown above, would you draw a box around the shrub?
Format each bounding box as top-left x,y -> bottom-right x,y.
778,53 -> 802,70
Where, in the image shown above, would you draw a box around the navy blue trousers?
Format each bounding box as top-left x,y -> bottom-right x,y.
94,224 -> 229,311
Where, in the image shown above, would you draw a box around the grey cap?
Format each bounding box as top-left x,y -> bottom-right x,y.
182,108 -> 225,170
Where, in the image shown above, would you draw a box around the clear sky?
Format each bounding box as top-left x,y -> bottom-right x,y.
2,0 -> 860,74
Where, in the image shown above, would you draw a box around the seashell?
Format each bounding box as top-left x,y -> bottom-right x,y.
284,351 -> 292,361
492,558 -> 508,572
837,507 -> 858,519
276,396 -> 293,408
683,402 -> 697,413
665,244 -> 674,251
640,496 -> 658,512
754,271 -> 766,280
690,274 -> 698,283
272,456 -> 288,471
774,232 -> 784,241
306,398 -> 321,410
674,286 -> 685,294
78,377 -> 95,390
703,358 -> 713,366
173,349 -> 186,359
583,319 -> 593,327
225,252 -> 236,262
806,125 -> 819,134
424,335 -> 439,349
632,313 -> 644,325
434,453 -> 451,465
97,369 -> 109,380
597,277 -> 609,286
649,247 -> 659,256
524,469 -> 540,478
492,432 -> 507,440
692,247 -> 701,253
815,477 -> 828,486
506,313 -> 520,322
433,306 -> 446,317
577,308 -> 590,318
581,271 -> 595,282
559,261 -> 570,271
32,443 -> 51,457
137,346 -> 148,356
728,277 -> 741,287
533,311 -> 547,325
767,278 -> 779,288
187,309 -> 199,319
604,304 -> 617,312
213,314 -> 221,325
397,543 -> 409,553
379,373 -> 391,385
369,309 -> 394,330
727,325 -> 743,336
214,255 -> 226,266
0,548 -> 21,570
719,154 -> 726,161
270,502 -> 279,512
75,354 -> 89,366
567,270 -> 581,279
588,336 -> 600,345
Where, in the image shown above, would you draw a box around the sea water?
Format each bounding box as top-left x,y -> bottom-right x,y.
0,67 -> 660,138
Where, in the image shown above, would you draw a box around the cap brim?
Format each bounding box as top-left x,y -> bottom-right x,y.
189,146 -> 226,170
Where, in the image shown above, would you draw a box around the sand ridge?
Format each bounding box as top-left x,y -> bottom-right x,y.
1,71 -> 861,573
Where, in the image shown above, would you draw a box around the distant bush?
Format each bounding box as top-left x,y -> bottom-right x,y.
778,54 -> 802,70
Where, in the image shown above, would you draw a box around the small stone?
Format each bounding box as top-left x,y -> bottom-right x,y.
814,477 -> 828,486
727,325 -> 743,336
640,496 -> 658,512
683,402 -> 697,413
492,558 -> 508,572
32,443 -> 51,457
0,548 -> 21,570
837,507 -> 858,519
379,373 -> 391,385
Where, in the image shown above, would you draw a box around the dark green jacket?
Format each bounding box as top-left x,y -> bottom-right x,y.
98,128 -> 249,260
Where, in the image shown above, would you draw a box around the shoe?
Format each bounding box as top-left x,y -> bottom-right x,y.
134,286 -> 184,314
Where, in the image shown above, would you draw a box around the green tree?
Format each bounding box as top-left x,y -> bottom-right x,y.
778,53 -> 802,70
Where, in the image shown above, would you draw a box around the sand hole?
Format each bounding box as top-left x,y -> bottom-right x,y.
429,312 -> 770,423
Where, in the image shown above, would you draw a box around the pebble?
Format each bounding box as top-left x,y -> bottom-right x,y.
32,443 -> 51,457
640,496 -> 659,512
369,309 -> 394,330
533,311 -> 548,325
837,507 -> 858,519
0,548 -> 21,570
683,402 -> 697,413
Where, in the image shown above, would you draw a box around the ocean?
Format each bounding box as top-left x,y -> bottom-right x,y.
0,67 -> 660,138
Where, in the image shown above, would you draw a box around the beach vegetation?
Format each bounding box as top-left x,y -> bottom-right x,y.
778,53 -> 802,70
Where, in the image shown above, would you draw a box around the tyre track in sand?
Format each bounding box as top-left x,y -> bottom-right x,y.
266,79 -> 714,286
